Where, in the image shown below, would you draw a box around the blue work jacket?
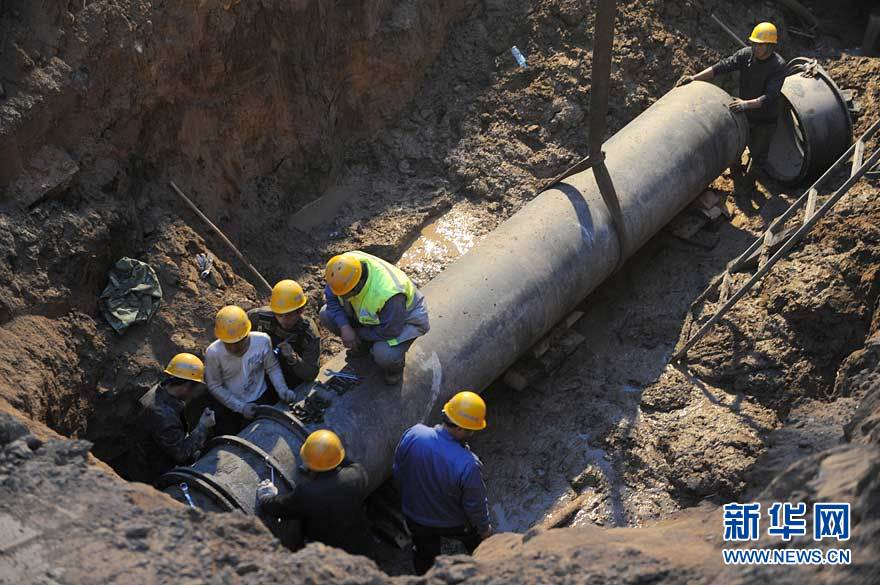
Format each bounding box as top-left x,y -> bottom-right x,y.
393,424 -> 490,533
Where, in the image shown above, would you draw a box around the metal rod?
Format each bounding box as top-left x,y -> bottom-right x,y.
168,181 -> 273,294
711,13 -> 747,48
673,143 -> 880,361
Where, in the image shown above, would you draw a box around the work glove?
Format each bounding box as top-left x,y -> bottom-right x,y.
729,99 -> 750,113
256,479 -> 278,503
340,324 -> 360,350
278,388 -> 298,404
198,408 -> 216,429
675,75 -> 693,87
277,341 -> 297,361
195,253 -> 213,280
242,403 -> 258,419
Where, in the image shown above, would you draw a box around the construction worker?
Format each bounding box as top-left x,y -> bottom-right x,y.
248,279 -> 321,389
393,391 -> 492,574
256,430 -> 372,556
126,353 -> 215,484
320,251 -> 430,384
677,22 -> 787,177
205,305 -> 297,435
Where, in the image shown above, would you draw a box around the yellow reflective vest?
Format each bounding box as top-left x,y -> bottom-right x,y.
339,251 -> 418,346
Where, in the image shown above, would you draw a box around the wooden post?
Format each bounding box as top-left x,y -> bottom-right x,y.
169,181 -> 273,294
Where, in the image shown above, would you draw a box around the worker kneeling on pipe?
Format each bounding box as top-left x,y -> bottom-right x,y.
320,251 -> 430,385
248,279 -> 321,389
205,305 -> 297,435
393,391 -> 493,575
676,21 -> 787,178
125,353 -> 215,485
255,430 -> 373,556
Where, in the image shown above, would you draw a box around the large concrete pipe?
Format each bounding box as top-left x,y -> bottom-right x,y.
766,58 -> 853,185
161,81 -> 747,511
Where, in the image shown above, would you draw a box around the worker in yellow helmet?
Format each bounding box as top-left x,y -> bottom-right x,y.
676,22 -> 787,178
256,430 -> 372,556
393,391 -> 492,574
204,305 -> 296,434
125,353 -> 215,484
248,279 -> 321,389
321,251 -> 430,384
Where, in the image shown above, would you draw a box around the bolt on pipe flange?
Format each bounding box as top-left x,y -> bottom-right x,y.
157,469 -> 242,511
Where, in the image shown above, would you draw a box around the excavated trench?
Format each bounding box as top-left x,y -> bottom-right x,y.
1,0 -> 880,580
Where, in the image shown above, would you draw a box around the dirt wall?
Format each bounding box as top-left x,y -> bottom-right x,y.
1,0 -> 467,212
0,0 -> 468,451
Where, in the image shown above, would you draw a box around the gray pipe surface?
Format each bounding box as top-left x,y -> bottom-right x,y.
163,81 -> 747,509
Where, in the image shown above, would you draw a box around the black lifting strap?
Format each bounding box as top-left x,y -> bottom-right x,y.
588,0 -> 628,268
543,0 -> 627,267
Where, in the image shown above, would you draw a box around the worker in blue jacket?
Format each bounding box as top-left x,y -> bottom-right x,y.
393,391 -> 493,574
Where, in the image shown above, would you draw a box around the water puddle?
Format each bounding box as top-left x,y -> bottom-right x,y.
398,202 -> 481,283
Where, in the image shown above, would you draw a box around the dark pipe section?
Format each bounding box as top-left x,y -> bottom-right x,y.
767,58 -> 853,185
160,405 -> 309,513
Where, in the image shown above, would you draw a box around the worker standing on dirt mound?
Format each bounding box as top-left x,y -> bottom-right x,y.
126,353 -> 215,484
255,429 -> 373,556
393,391 -> 493,574
248,279 -> 321,389
320,251 -> 430,384
676,21 -> 787,178
205,305 -> 297,434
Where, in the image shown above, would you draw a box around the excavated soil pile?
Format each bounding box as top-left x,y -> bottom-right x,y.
1,0 -> 880,582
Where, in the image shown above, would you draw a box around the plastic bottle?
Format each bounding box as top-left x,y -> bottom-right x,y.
511,46 -> 528,68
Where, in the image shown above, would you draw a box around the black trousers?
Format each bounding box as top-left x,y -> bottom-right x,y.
210,385 -> 280,436
406,517 -> 482,575
747,120 -> 778,171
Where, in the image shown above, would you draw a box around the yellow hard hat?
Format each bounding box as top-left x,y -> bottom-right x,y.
300,430 -> 345,471
270,279 -> 307,314
443,391 -> 487,431
325,253 -> 363,296
749,22 -> 778,44
214,305 -> 252,343
164,353 -> 205,383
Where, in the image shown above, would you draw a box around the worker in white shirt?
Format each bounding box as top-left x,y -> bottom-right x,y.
204,305 -> 297,434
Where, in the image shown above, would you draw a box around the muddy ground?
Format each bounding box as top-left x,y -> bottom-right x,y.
1,0 -> 880,582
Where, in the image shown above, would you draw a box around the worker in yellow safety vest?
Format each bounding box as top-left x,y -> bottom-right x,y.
320,251 -> 430,384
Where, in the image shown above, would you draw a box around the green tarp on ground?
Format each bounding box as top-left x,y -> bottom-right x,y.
99,257 -> 163,334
